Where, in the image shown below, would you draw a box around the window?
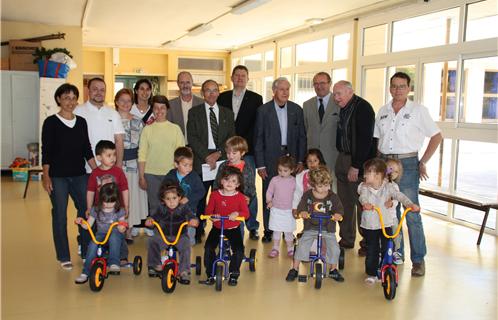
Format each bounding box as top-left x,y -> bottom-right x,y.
265,50 -> 274,71
363,24 -> 387,56
294,73 -> 316,106
461,56 -> 498,123
264,76 -> 274,102
466,0 -> 498,41
333,33 -> 350,61
364,67 -> 386,111
392,8 -> 459,52
332,68 -> 348,84
422,61 -> 457,121
296,39 -> 328,66
388,65 -> 416,101
232,57 -> 240,68
280,47 -> 292,69
454,140 -> 497,229
241,54 -> 262,72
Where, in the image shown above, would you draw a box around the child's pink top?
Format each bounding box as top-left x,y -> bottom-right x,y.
266,175 -> 296,210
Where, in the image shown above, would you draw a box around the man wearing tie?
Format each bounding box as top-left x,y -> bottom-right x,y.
187,80 -> 235,243
302,72 -> 339,188
254,77 -> 307,243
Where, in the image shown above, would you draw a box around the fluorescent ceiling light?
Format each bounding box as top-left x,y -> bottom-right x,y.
187,23 -> 213,36
231,0 -> 271,15
161,40 -> 174,47
305,18 -> 324,26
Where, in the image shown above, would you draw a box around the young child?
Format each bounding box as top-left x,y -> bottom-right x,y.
358,158 -> 419,284
292,149 -> 326,213
213,136 -> 256,239
86,140 -> 129,263
162,147 -> 205,245
145,182 -> 199,284
201,166 -> 249,286
286,166 -> 345,282
75,183 -> 127,284
385,158 -> 404,265
266,155 -> 296,258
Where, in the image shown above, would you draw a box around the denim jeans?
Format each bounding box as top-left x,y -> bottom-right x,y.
49,175 -> 90,262
82,229 -> 124,275
244,155 -> 260,233
396,156 -> 427,263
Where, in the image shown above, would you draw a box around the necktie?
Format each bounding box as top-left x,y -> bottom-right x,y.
209,107 -> 218,147
318,98 -> 325,123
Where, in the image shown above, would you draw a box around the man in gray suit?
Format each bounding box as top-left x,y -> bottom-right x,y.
167,71 -> 204,144
254,77 -> 307,242
302,72 -> 339,188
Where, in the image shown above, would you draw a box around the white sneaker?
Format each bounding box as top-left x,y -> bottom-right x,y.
77,244 -> 81,256
393,252 -> 404,265
144,228 -> 154,237
130,227 -> 139,237
364,276 -> 379,284
75,274 -> 88,284
109,264 -> 120,273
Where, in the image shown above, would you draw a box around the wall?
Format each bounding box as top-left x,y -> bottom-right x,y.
1,20 -> 83,97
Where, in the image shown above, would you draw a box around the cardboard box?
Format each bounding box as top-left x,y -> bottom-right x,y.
9,40 -> 41,71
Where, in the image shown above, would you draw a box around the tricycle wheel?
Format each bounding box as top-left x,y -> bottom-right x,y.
215,264 -> 223,292
195,256 -> 202,276
339,247 -> 345,270
161,263 -> 177,294
314,263 -> 323,289
249,249 -> 257,272
89,260 -> 105,292
383,268 -> 397,300
133,256 -> 142,275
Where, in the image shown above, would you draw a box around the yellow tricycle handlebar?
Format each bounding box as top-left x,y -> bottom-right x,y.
373,206 -> 412,239
151,221 -> 189,246
80,220 -> 119,245
200,214 -> 245,222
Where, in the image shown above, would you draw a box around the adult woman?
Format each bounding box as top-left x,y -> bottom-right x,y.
138,95 -> 184,217
42,83 -> 96,270
115,88 -> 149,240
131,79 -> 154,125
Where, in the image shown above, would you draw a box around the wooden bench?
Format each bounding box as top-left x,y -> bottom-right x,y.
23,167 -> 43,199
419,186 -> 498,245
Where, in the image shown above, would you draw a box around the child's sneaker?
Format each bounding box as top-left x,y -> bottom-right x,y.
364,276 -> 379,284
108,264 -> 120,274
130,227 -> 139,237
393,252 -> 404,265
60,261 -> 73,270
268,249 -> 279,258
178,271 -> 191,285
75,273 -> 88,284
228,274 -> 238,286
144,228 -> 154,237
199,277 -> 215,285
285,268 -> 298,281
328,269 -> 345,282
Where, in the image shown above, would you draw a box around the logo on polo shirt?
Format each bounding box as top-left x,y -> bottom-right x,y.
380,115 -> 388,120
403,114 -> 411,119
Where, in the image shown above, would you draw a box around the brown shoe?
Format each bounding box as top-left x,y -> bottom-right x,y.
411,261 -> 425,277
357,247 -> 367,257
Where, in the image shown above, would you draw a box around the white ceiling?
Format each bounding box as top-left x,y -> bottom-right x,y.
1,0 -> 408,51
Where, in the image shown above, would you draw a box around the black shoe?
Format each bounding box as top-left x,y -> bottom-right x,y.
261,231 -> 272,243
249,229 -> 259,240
148,267 -> 161,278
338,240 -> 354,249
178,278 -> 191,285
286,268 -> 298,282
329,269 -> 345,282
199,277 -> 215,285
357,247 -> 367,257
228,276 -> 238,286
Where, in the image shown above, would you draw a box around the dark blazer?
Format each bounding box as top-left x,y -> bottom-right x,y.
217,89 -> 263,155
187,103 -> 236,174
167,95 -> 204,136
254,100 -> 307,177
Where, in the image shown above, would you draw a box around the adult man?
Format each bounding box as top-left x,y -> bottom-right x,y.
333,80 -> 376,256
254,77 -> 306,243
187,79 -> 235,242
302,72 -> 339,185
375,72 -> 442,277
218,65 -> 263,240
75,77 -> 125,172
167,71 -> 204,144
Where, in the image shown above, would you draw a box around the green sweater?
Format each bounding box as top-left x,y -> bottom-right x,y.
138,121 -> 184,175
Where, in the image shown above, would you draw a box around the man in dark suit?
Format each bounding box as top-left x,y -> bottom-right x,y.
218,65 -> 263,240
167,71 -> 204,144
187,79 -> 235,242
254,77 -> 307,243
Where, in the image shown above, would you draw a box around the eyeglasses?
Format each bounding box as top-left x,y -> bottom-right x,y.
390,84 -> 408,90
